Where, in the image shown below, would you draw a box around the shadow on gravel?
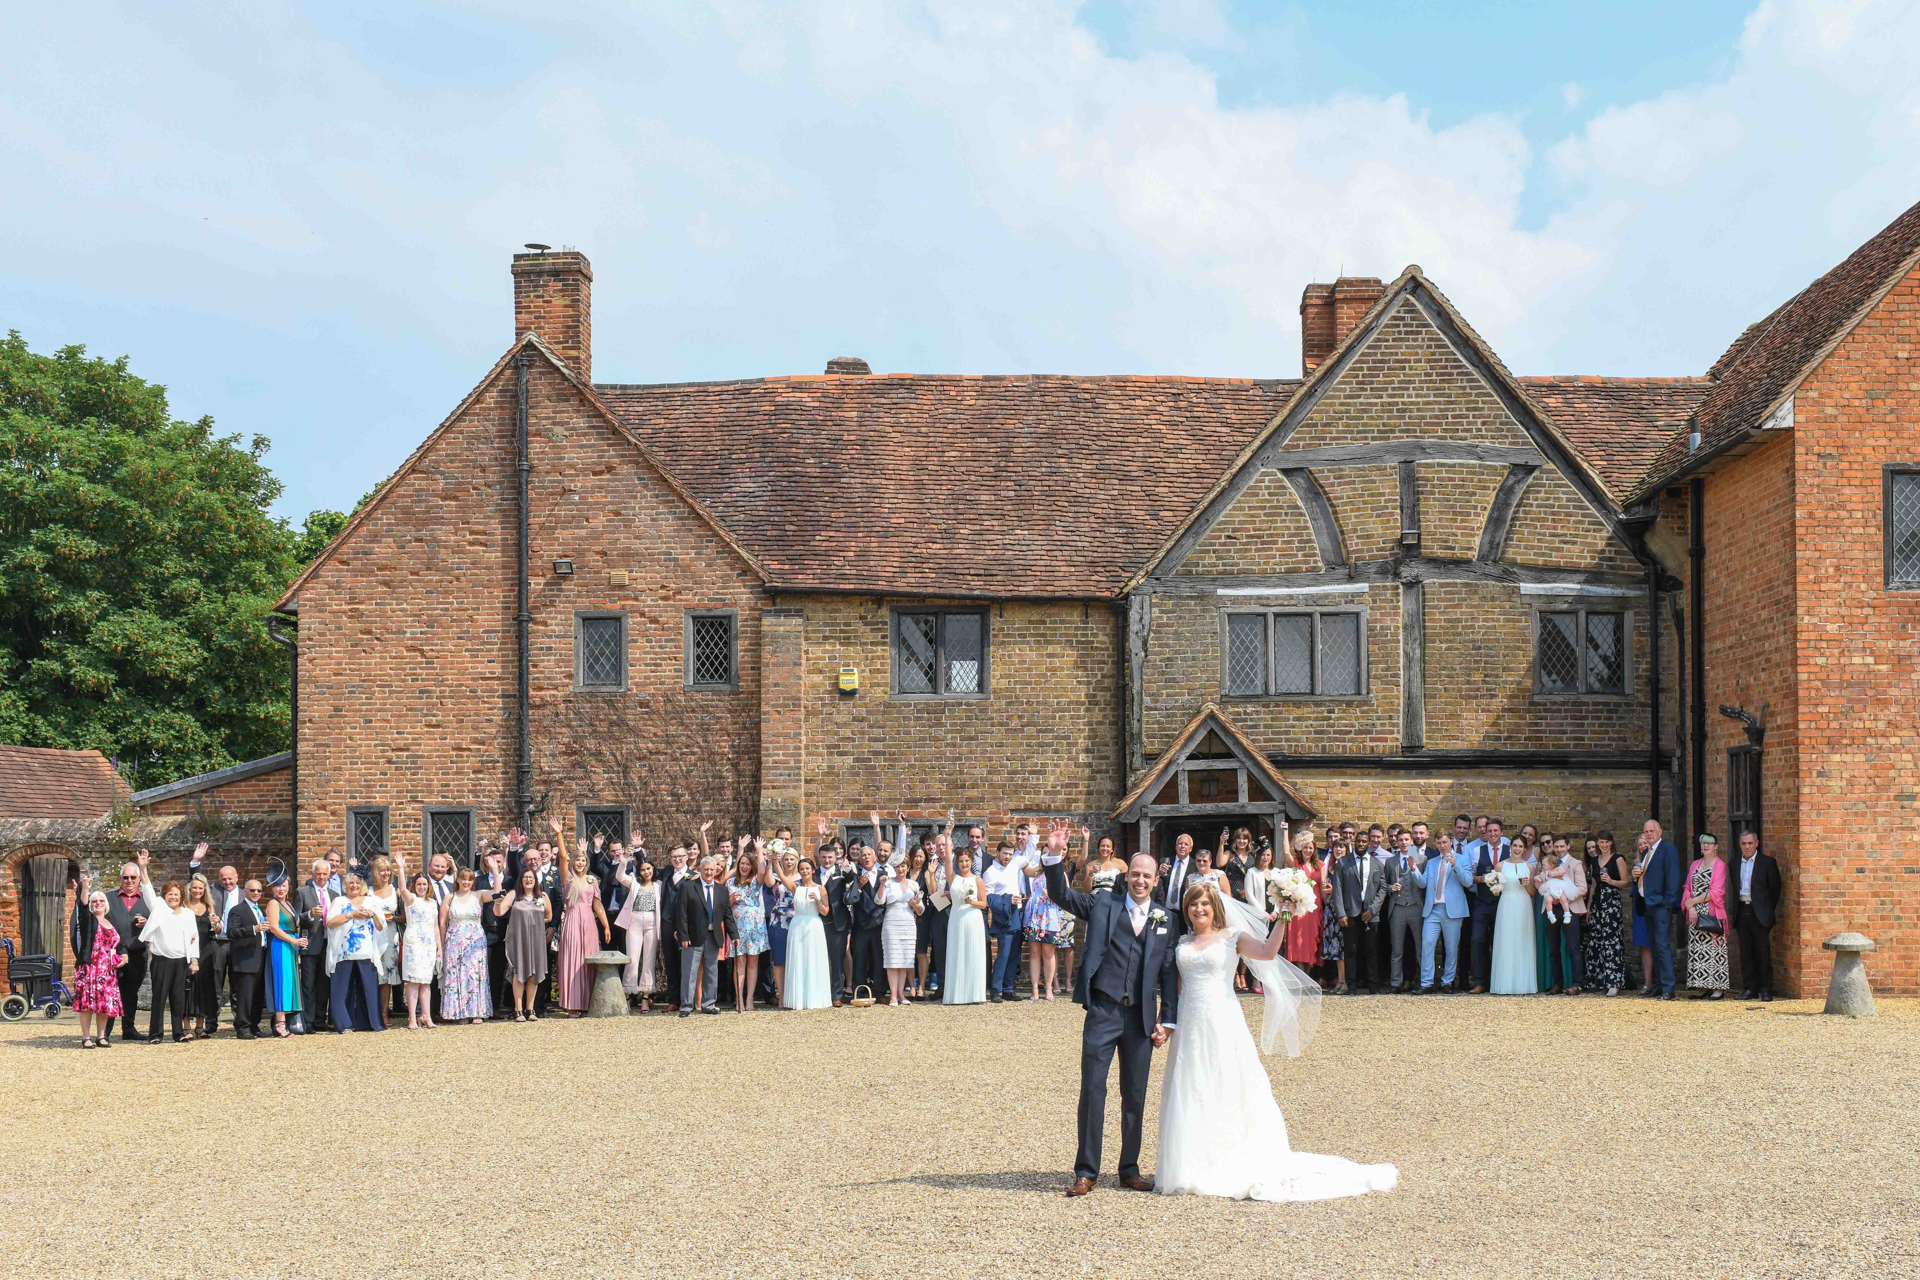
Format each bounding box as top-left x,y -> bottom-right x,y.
846,1170 -> 1062,1194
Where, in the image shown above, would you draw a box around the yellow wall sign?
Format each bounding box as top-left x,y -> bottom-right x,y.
838,667 -> 859,694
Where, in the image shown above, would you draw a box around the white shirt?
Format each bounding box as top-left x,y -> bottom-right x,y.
137,883 -> 202,961
1164,856 -> 1190,904
982,858 -> 1026,898
1739,855 -> 1756,902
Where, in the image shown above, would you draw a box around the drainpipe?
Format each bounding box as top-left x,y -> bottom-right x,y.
515,351 -> 535,834
1646,562 -> 1660,819
1689,478 -> 1707,845
268,614 -> 297,855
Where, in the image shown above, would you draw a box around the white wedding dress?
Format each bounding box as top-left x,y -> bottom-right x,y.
1156,919 -> 1398,1202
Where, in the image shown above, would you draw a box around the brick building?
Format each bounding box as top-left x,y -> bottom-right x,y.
277,203 -> 1920,997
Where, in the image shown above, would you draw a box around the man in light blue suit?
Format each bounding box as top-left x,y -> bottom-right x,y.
1414,834 -> 1473,994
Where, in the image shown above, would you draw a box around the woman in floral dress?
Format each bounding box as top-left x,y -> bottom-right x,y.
70,881 -> 126,1048
1022,846 -> 1072,1000
727,842 -> 771,1012
439,867 -> 494,1024
764,851 -> 796,1010
1584,833 -> 1629,996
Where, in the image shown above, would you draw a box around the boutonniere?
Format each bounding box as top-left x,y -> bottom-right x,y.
1148,908 -> 1168,925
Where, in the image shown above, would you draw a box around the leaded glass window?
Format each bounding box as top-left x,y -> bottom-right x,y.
687,612 -> 736,689
892,609 -> 990,698
1537,610 -> 1628,696
1220,610 -> 1365,698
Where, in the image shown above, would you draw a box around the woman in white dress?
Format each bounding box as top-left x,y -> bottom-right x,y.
781,857 -> 832,1010
1156,880 -> 1397,1203
878,858 -> 923,1006
1488,847 -> 1538,995
392,856 -> 441,1029
941,844 -> 988,1006
364,855 -> 402,1018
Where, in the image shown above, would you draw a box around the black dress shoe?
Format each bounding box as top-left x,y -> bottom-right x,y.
679,1010 -> 691,1018
1659,992 -> 1676,1001
1740,988 -> 1756,1000
1761,991 -> 1774,1002
988,994 -> 1003,1003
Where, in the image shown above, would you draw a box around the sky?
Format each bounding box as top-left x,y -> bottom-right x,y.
4,0 -> 1920,523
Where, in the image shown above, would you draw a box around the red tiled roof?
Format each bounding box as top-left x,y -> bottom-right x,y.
1518,376 -> 1713,502
1633,197 -> 1920,498
598,374 -> 1298,597
0,745 -> 129,819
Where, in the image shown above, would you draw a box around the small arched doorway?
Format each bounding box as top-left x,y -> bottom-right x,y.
5,845 -> 79,991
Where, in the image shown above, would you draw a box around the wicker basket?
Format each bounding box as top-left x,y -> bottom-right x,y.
849,984 -> 877,1008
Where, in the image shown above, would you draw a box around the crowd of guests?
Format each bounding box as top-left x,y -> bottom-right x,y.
58,809 -> 1785,1046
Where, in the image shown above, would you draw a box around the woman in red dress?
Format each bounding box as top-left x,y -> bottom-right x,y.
1284,833 -> 1327,977
69,876 -> 128,1048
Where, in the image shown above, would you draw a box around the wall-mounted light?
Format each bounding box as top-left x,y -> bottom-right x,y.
553,558 -> 574,576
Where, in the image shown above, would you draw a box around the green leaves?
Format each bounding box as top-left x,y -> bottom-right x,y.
0,330 -> 305,783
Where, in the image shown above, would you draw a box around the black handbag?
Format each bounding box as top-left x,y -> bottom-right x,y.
1694,911 -> 1724,935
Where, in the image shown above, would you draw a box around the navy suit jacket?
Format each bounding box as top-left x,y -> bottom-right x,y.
1640,840 -> 1683,911
1043,860 -> 1178,1038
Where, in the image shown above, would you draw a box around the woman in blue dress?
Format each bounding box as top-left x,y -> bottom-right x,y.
262,879 -> 306,1036
1489,845 -> 1539,995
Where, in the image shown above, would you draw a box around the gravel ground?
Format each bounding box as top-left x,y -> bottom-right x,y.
2,992 -> 1915,1279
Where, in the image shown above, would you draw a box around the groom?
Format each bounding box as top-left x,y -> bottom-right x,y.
1040,822 -> 1180,1198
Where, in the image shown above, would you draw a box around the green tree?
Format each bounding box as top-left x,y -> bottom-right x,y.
0,331 -> 300,783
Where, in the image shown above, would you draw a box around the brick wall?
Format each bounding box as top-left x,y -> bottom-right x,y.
295,352 -> 764,863
1318,463 -> 1401,562
1177,470 -> 1322,575
140,766 -> 292,817
1787,261 -> 1920,996
1504,467 -> 1642,574
1419,462 -> 1507,560
793,597 -> 1123,832
1282,769 -> 1653,845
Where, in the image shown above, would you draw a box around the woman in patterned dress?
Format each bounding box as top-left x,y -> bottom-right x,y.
364,855 -> 402,1018
1683,835 -> 1730,999
764,848 -> 797,1010
395,857 -> 443,1028
69,880 -> 126,1048
262,879 -> 306,1037
1021,841 -> 1072,1000
439,866 -> 494,1024
727,841 -> 771,1012
1584,833 -> 1629,996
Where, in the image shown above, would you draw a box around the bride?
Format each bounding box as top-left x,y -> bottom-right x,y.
1156,879 -> 1397,1202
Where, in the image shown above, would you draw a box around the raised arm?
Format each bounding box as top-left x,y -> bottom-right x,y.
1039,820 -> 1097,920
1236,925 -> 1288,963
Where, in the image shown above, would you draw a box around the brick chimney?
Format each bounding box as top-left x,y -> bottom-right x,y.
1299,275 -> 1384,376
512,248 -> 592,381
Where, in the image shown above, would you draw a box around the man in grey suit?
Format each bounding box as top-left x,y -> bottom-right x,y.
1329,838 -> 1387,994
206,864 -> 242,1035
1382,831 -> 1427,992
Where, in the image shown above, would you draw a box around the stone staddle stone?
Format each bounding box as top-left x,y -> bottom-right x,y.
586,950 -> 630,1017
1821,933 -> 1876,1017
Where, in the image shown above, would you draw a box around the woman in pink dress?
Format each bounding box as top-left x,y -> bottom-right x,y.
1284,834 -> 1326,974
555,834 -> 611,1013
69,876 -> 127,1048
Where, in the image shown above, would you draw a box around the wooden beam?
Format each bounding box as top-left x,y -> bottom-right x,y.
1145,802 -> 1284,819
1177,769 -> 1189,804
1401,579 -> 1425,749
1281,468 -> 1347,569
1477,463 -> 1538,561
1269,441 -> 1544,468
1126,594 -> 1150,774
1268,750 -> 1674,771
1152,559 -> 1647,594
1397,459 -> 1421,553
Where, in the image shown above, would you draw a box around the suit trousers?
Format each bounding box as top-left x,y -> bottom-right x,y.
1420,915 -> 1463,989
852,926 -> 884,999
622,913 -> 658,996
662,930 -> 683,1007
300,952 -> 332,1030
147,955 -> 191,1040
1075,991 -> 1153,1182
1386,906 -> 1423,988
682,940 -> 720,1011
203,939 -> 231,1028
231,969 -> 264,1032
927,907 -> 948,988
825,926 -> 851,1002
110,949 -> 148,1040
1468,902 -> 1498,989
1544,916 -> 1585,989
1646,906 -> 1677,994
1736,913 -> 1773,994
484,937 -> 507,1016
1342,918 -> 1379,990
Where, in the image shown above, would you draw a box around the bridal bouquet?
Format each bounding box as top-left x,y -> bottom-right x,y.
1271,866 -> 1319,925
1485,871 -> 1505,896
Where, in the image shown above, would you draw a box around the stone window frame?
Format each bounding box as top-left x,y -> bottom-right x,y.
889,606 -> 992,701
347,805 -> 390,860
422,805 -> 478,869
684,609 -> 740,692
574,610 -> 629,693
574,802 -> 631,850
1530,606 -> 1633,700
1884,463 -> 1920,590
1216,606 -> 1370,701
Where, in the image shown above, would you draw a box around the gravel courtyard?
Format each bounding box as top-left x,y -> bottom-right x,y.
2,993 -> 1914,1279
